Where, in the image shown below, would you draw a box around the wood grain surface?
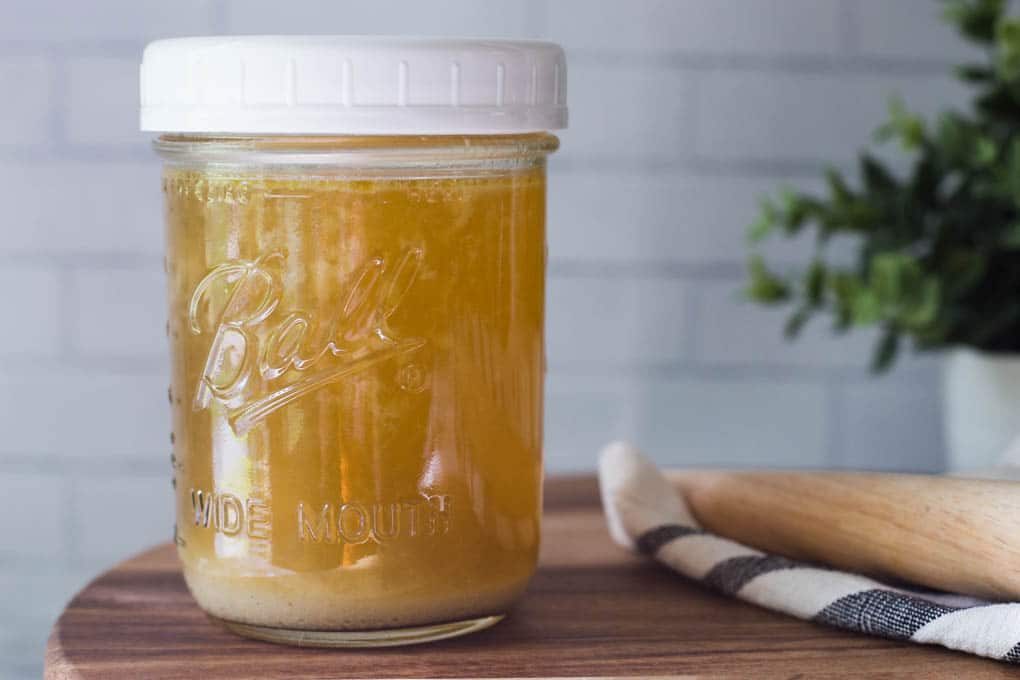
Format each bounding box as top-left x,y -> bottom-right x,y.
670,469 -> 1020,600
44,477 -> 1014,679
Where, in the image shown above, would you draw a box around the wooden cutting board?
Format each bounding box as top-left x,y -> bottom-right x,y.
44,477 -> 1012,679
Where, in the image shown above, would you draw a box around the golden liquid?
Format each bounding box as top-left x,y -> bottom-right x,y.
164,153 -> 546,630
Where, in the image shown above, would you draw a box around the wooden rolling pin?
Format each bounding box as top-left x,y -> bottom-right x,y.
665,470 -> 1020,600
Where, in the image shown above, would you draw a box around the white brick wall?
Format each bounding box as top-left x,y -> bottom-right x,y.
0,161 -> 163,254
547,275 -> 688,366
0,0 -> 967,676
692,281 -> 876,369
850,0 -> 984,62
66,57 -> 144,146
694,71 -> 969,165
222,0 -> 538,37
73,475 -> 173,563
0,266 -> 62,356
0,0 -> 216,42
548,170 -> 823,264
839,378 -> 945,471
557,63 -> 692,162
0,370 -> 169,458
71,267 -> 165,357
0,57 -> 53,147
548,0 -> 844,55
0,473 -> 67,559
631,377 -> 830,468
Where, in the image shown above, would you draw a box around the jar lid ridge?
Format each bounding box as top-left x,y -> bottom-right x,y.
140,36 -> 568,135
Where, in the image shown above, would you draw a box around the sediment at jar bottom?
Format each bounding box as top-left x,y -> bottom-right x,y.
181,560 -> 535,630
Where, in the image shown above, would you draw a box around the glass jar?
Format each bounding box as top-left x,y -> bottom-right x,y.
141,37 -> 566,647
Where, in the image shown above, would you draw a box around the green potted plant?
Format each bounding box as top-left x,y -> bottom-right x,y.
746,0 -> 1020,471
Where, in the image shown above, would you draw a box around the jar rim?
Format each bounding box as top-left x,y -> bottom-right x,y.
153,132 -> 559,172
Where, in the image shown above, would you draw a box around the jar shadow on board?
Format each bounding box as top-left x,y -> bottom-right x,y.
141,36 -> 567,647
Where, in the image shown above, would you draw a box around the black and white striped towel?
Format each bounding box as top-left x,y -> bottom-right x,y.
598,441 -> 1020,665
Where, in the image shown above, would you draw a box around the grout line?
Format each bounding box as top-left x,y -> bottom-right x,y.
549,155 -> 856,178
0,455 -> 165,477
0,353 -> 167,375
548,258 -> 745,280
0,251 -> 163,268
543,359 -> 939,386
564,48 -> 957,76
0,147 -> 155,164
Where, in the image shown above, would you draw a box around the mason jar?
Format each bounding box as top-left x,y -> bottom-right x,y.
140,36 -> 567,647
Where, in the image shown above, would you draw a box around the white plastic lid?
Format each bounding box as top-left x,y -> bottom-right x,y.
140,36 -> 567,135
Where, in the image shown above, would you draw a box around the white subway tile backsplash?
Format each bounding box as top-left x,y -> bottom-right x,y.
0,266 -> 61,356
544,374 -> 633,473
0,474 -> 67,559
0,57 -> 52,147
0,370 -> 169,459
546,275 -> 687,366
71,268 -> 165,357
840,379 -> 944,472
66,57 -> 144,146
631,377 -> 829,468
224,0 -> 534,37
548,169 -> 824,264
694,71 -> 969,164
851,0 -> 983,62
0,161 -> 162,255
0,1 -> 214,42
73,475 -> 172,562
694,279 -> 877,369
549,0 -> 842,55
555,63 -> 691,161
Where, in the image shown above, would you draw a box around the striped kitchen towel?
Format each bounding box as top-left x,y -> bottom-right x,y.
598,441 -> 1020,665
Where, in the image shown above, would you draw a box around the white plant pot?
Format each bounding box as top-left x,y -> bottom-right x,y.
943,348 -> 1020,472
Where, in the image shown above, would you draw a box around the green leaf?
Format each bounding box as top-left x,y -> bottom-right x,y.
1004,138 -> 1020,201
745,255 -> 790,304
943,0 -> 1005,45
828,271 -> 859,329
805,259 -> 826,306
974,137 -> 998,166
942,249 -> 987,293
860,154 -> 897,193
871,327 -> 900,373
852,288 -> 882,325
825,168 -> 853,204
784,308 -> 812,339
748,195 -> 778,243
1000,222 -> 1020,248
901,279 -> 941,329
997,18 -> 1020,82
955,63 -> 994,82
876,96 -> 926,150
870,252 -> 917,307
974,86 -> 1020,123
